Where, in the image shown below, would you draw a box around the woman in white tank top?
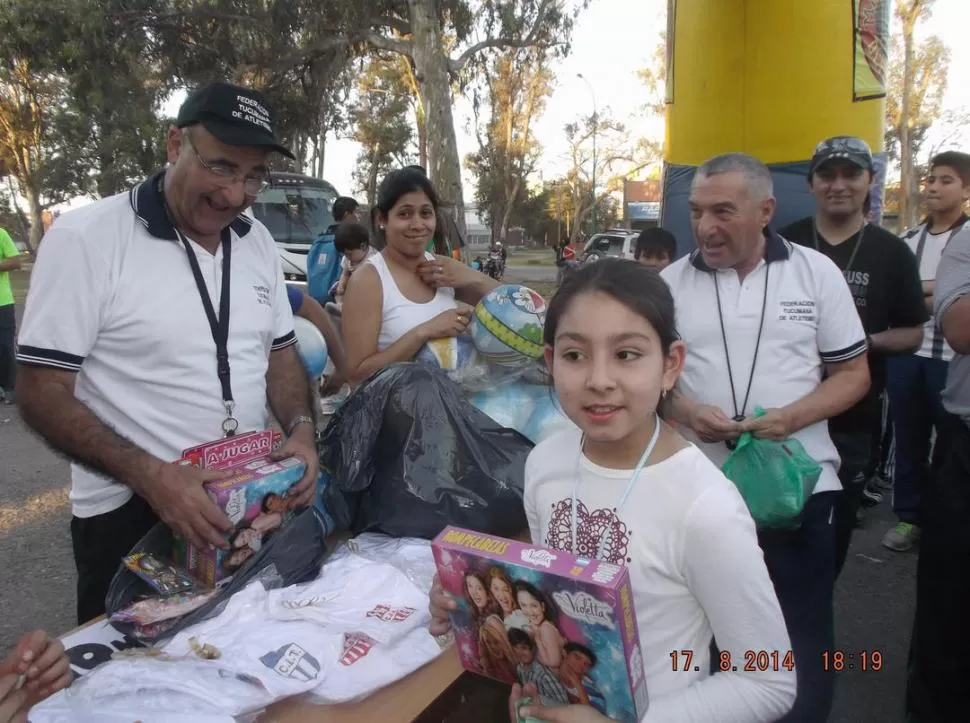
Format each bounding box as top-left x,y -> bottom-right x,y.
341,168 -> 499,385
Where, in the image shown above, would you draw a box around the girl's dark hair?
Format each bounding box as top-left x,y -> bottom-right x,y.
513,580 -> 559,625
261,493 -> 281,513
376,167 -> 440,216
334,222 -> 371,253
544,258 -> 680,354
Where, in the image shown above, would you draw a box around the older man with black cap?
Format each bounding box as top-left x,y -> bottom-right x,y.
15,81 -> 319,623
780,136 -> 927,578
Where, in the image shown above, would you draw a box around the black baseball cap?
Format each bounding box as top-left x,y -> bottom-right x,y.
176,81 -> 294,159
809,136 -> 874,176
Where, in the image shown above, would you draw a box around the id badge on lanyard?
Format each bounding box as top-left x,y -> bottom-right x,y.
178,229 -> 238,437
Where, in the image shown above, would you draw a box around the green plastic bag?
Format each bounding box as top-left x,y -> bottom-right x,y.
721,408 -> 822,529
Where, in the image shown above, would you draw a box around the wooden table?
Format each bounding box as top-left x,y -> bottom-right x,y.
262,647 -> 467,722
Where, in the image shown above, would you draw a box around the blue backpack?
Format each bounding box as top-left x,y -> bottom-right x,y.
306,226 -> 342,304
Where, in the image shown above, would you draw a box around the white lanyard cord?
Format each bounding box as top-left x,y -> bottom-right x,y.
571,414 -> 662,561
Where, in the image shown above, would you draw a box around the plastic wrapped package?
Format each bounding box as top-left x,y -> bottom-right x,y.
29,656 -> 268,721
342,533 -> 438,593
470,382 -> 578,444
469,385 -> 537,431
521,392 -> 578,444
105,506 -> 330,643
319,363 -> 532,539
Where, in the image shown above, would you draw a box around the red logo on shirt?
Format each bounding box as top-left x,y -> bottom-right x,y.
366,604 -> 416,622
545,498 -> 631,565
340,632 -> 377,666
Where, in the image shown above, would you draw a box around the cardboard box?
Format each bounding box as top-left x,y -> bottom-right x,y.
432,526 -> 648,722
174,431 -> 305,587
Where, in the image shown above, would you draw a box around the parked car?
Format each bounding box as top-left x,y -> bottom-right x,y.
249,173 -> 340,284
581,229 -> 641,263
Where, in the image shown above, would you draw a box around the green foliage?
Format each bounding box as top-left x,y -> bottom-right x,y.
351,55 -> 415,203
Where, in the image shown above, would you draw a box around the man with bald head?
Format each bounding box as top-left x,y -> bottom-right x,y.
661,153 -> 871,722
16,82 -> 319,623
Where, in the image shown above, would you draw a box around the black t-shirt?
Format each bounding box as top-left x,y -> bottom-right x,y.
779,217 -> 928,434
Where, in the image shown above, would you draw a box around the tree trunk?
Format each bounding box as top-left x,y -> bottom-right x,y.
367,145 -> 380,207
899,9 -> 918,229
315,131 -> 326,178
416,101 -> 428,170
24,181 -> 44,251
407,0 -> 467,238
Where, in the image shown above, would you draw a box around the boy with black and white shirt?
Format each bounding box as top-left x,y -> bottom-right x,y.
884,151 -> 970,551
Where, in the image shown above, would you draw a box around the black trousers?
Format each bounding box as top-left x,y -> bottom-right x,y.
70,494 -> 158,624
758,492 -> 839,723
830,431 -> 872,579
0,303 -> 15,391
906,413 -> 970,722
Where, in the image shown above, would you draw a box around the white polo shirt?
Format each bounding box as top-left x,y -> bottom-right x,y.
661,231 -> 867,494
17,171 -> 297,518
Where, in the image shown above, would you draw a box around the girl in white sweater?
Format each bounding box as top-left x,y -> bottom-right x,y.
430,259 -> 796,722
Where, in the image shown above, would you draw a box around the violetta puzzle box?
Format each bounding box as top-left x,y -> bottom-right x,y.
432,526 -> 648,722
174,431 -> 306,587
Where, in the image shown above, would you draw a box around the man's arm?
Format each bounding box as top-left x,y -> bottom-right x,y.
869,327 -> 922,355
934,229 -> 970,353
784,355 -> 870,431
266,344 -> 314,433
869,240 -> 928,355
16,366 -> 163,489
265,344 -> 320,506
294,292 -> 347,382
0,229 -> 21,271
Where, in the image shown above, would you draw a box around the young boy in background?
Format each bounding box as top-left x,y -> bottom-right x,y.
333,222 -> 375,306
633,227 -> 677,271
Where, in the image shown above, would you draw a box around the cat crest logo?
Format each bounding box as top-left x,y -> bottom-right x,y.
259,643 -> 321,682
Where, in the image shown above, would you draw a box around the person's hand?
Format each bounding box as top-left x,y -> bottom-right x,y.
512,683 -> 614,723
0,675 -> 27,723
687,404 -> 743,443
740,408 -> 794,441
271,425 -> 320,509
418,304 -> 475,341
428,573 -> 456,636
418,256 -> 472,289
0,631 -> 72,719
140,462 -> 233,550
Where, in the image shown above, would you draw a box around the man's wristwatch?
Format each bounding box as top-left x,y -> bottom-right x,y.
285,415 -> 315,436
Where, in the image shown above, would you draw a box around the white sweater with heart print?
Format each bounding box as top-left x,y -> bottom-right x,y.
524,428 -> 795,723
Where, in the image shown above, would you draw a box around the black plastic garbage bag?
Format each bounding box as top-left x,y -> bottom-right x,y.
105,506 -> 329,643
320,362 -> 532,539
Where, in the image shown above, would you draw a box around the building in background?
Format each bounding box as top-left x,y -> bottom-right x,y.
623,179 -> 662,230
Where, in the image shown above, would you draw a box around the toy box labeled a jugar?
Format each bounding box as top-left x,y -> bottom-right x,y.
432,526 -> 648,722
174,431 -> 305,587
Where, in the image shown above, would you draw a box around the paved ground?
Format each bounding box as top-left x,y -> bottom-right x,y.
0,267 -> 917,721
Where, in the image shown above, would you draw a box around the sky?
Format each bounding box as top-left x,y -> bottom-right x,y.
314,0 -> 970,201
117,0 -> 970,211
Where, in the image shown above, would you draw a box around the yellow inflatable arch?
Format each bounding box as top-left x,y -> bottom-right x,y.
661,0 -> 890,254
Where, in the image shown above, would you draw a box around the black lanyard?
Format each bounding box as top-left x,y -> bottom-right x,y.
714,264 -> 770,445
178,230 -> 239,437
813,219 -> 866,276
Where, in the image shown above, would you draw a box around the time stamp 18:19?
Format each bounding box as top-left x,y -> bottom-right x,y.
670,650 -> 884,673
